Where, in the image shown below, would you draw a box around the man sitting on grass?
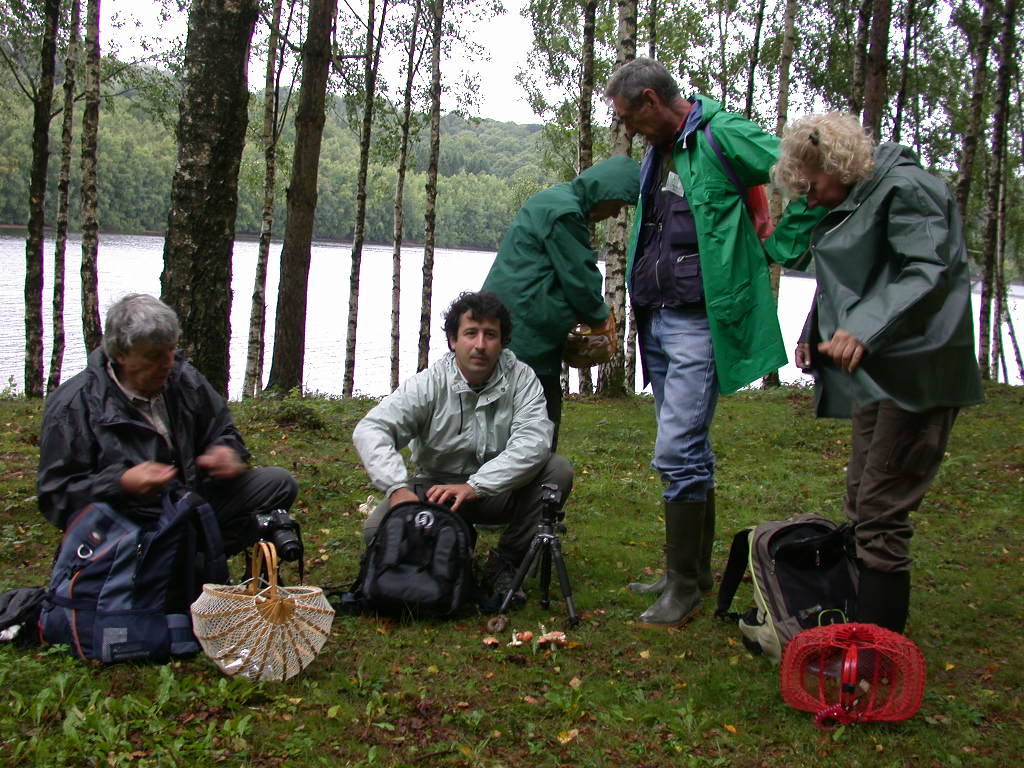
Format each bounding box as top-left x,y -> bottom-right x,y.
37,293 -> 298,557
352,291 -> 573,605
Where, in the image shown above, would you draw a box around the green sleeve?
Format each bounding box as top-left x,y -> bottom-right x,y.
548,215 -> 609,327
764,199 -> 828,270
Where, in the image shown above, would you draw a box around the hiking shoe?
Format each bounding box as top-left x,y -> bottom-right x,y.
483,549 -> 526,611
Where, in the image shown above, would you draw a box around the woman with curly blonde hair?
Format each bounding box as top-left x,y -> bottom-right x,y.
765,112 -> 983,636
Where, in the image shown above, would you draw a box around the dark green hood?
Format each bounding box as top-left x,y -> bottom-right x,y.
567,154 -> 641,213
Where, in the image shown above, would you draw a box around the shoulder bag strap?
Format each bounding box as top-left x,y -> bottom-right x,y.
703,122 -> 752,216
715,528 -> 752,622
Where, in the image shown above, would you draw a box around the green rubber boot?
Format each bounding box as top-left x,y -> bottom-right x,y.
636,500 -> 704,628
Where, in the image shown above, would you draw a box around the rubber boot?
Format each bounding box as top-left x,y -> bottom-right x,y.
630,491 -> 715,596
636,500 -> 704,628
627,570 -> 667,595
697,489 -> 715,594
857,568 -> 910,634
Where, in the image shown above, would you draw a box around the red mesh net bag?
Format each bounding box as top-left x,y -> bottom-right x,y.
780,623 -> 926,729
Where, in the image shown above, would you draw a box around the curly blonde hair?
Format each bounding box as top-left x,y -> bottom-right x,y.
773,113 -> 876,197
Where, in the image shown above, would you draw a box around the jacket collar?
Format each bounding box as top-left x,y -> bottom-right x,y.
446,349 -> 516,401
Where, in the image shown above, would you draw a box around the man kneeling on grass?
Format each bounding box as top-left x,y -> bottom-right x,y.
352,291 -> 573,607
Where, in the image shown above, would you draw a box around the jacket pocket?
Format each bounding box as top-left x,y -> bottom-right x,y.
707,280 -> 751,325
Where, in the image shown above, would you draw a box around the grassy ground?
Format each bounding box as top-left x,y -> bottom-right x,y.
0,383 -> 1020,767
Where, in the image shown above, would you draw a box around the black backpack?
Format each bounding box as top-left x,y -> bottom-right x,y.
336,496 -> 477,618
38,490 -> 228,664
715,513 -> 859,663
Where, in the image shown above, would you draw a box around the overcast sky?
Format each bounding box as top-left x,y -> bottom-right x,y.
102,0 -> 541,125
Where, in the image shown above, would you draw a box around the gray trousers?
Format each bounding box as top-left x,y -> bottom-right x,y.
362,454 -> 574,561
845,399 -> 958,573
205,466 -> 299,556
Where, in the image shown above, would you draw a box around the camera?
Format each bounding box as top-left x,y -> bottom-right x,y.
254,509 -> 302,562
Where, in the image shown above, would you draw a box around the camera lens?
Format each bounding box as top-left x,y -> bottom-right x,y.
272,530 -> 302,562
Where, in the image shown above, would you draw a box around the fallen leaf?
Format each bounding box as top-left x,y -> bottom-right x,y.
639,649 -> 651,659
558,728 -> 580,744
724,724 -> 737,734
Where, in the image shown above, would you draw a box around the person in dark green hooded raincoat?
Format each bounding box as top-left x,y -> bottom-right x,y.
482,155 -> 641,448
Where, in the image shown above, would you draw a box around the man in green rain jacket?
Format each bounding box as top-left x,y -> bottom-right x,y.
604,57 -> 823,628
482,155 -> 640,448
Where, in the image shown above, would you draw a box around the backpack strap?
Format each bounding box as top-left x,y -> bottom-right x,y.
715,528 -> 752,622
703,122 -> 750,214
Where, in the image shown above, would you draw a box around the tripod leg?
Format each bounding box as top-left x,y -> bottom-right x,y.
539,541 -> 553,609
497,537 -> 540,615
549,537 -> 580,629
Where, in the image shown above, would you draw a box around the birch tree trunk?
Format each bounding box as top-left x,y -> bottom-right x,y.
861,0 -> 892,139
161,0 -> 260,395
79,0 -> 102,354
955,0 -> 994,218
596,0 -> 636,397
390,0 -> 424,392
242,0 -> 285,399
344,0 -> 391,398
266,0 -> 338,393
762,0 -> 798,390
24,0 -> 60,398
891,0 -> 916,143
577,0 -> 596,396
849,0 -> 872,116
417,0 -> 443,372
744,0 -> 767,120
49,0 -> 81,394
977,0 -> 1017,380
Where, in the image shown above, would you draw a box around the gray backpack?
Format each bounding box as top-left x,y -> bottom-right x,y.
715,514 -> 859,664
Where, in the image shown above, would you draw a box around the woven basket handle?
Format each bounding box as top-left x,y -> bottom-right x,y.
248,541 -> 280,597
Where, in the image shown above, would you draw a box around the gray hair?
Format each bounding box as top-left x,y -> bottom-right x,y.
603,57 -> 681,108
102,294 -> 181,359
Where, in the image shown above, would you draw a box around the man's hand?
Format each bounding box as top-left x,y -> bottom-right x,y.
426,483 -> 478,511
388,487 -> 419,508
121,461 -> 177,496
794,342 -> 812,371
196,445 -> 246,480
817,329 -> 866,373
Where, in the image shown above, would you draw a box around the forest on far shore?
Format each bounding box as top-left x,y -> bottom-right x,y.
0,82 -> 552,252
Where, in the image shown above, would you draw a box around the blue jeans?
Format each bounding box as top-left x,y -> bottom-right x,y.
640,307 -> 719,502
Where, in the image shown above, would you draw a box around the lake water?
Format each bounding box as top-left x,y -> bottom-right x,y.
1,230 -> 1020,398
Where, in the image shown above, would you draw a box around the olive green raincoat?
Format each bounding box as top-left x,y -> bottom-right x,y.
483,155 -> 641,376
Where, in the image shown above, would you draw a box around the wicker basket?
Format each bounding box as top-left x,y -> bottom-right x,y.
190,542 -> 335,682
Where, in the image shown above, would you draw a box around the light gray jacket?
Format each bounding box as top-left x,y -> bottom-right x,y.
352,349 -> 553,499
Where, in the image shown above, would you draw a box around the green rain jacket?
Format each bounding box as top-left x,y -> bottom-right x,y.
483,155 -> 641,376
766,143 -> 984,417
627,94 -> 826,394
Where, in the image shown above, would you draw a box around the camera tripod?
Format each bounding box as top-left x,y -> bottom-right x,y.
497,483 -> 580,628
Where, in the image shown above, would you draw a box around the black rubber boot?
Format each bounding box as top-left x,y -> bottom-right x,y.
697,489 -> 715,594
636,500 -> 704,628
857,568 -> 911,634
627,570 -> 667,595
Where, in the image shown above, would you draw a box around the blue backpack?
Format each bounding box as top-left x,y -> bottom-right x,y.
39,491 -> 228,664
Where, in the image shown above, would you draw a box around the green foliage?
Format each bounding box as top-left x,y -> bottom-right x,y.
0,63 -> 550,251
1,384 -> 1021,765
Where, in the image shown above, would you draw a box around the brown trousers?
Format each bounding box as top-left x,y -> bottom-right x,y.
845,399 -> 958,573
